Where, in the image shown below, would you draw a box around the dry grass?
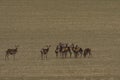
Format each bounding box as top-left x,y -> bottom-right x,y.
0,0 -> 120,80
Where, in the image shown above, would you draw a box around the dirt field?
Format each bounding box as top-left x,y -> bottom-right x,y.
0,0 -> 120,80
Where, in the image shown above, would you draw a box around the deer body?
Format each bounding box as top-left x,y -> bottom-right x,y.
5,45 -> 19,60
40,45 -> 51,60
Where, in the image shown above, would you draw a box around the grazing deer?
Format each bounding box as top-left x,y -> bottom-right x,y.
40,45 -> 51,60
5,45 -> 19,60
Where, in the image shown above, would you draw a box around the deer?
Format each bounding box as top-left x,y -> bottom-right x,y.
83,48 -> 92,58
5,45 -> 19,60
71,44 -> 83,58
40,45 -> 51,60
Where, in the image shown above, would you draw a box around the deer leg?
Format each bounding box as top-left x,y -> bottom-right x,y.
41,54 -> 43,60
90,51 -> 92,56
84,53 -> 86,58
56,53 -> 58,58
55,51 -> 58,58
80,52 -> 82,58
70,52 -> 72,58
62,53 -> 64,59
88,52 -> 92,58
81,52 -> 83,57
44,54 -> 47,60
41,51 -> 43,60
77,52 -> 79,57
8,55 -> 9,60
76,53 -> 78,58
65,52 -> 67,58
75,53 -> 78,58
75,53 -> 76,58
13,54 -> 15,60
55,52 -> 58,58
69,50 -> 72,58
45,55 -> 47,60
74,53 -> 76,58
42,54 -> 43,60
43,54 -> 45,60
60,52 -> 62,57
5,54 -> 9,60
41,55 -> 43,60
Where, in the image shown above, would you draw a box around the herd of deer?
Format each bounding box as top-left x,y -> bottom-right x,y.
54,43 -> 92,59
5,43 -> 92,60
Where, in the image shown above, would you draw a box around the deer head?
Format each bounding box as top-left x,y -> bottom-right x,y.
15,45 -> 19,50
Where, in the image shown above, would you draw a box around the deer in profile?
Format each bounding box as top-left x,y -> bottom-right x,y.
40,45 -> 51,60
5,45 -> 19,60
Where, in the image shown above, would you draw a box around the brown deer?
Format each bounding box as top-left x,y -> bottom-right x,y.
61,44 -> 72,58
71,44 -> 83,58
5,45 -> 19,60
55,43 -> 72,58
40,45 -> 51,60
83,48 -> 92,58
55,43 -> 63,58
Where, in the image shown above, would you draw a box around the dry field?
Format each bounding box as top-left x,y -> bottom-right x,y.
0,0 -> 120,80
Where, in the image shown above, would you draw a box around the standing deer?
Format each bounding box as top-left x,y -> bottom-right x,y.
55,43 -> 64,58
71,44 -> 83,58
55,43 -> 72,58
83,48 -> 92,58
55,45 -> 61,58
61,44 -> 72,58
5,45 -> 19,60
40,45 -> 51,60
